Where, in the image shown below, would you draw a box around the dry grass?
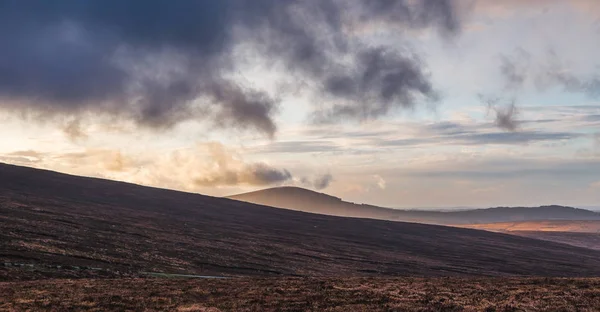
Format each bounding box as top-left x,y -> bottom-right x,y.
2,277 -> 600,311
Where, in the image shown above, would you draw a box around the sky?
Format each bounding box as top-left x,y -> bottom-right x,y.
0,0 -> 599,209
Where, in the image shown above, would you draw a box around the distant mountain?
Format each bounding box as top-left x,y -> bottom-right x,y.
228,186 -> 600,225
3,163 -> 600,279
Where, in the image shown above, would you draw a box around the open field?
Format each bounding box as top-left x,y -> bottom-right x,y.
462,220 -> 600,233
460,221 -> 600,250
2,277 -> 600,311
506,231 -> 600,251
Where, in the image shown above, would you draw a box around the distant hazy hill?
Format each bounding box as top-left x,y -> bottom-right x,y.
228,186 -> 600,225
3,163 -> 600,279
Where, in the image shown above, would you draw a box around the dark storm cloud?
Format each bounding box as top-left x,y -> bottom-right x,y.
0,0 -> 462,137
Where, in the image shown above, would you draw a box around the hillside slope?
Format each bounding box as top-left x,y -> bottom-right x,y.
464,220 -> 600,233
229,187 -> 600,224
2,163 -> 600,280
462,220 -> 600,250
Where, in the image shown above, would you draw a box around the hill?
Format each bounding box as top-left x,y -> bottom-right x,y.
2,163 -> 600,280
228,187 -> 600,224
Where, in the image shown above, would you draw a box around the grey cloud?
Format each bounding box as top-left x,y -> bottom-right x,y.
0,0 -> 462,137
193,142 -> 292,187
551,72 -> 600,99
379,122 -> 579,147
479,49 -> 532,131
492,102 -> 519,131
313,173 -> 334,190
315,48 -> 439,122
257,141 -> 343,154
426,121 -> 472,135
62,119 -> 88,141
538,51 -> 600,99
399,158 -> 600,180
500,49 -> 531,91
251,164 -> 293,185
581,115 -> 600,124
259,121 -> 580,155
194,163 -> 292,187
300,173 -> 334,190
486,50 -> 600,131
361,0 -> 461,37
456,131 -> 579,145
480,96 -> 520,131
483,48 -> 600,132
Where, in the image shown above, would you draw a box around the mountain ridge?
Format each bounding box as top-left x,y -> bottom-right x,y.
228,186 -> 600,224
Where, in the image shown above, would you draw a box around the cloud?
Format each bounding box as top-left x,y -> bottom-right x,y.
0,0 -> 463,137
55,149 -> 135,172
313,173 -> 334,190
374,175 -> 387,189
482,47 -> 600,131
410,121 -> 579,146
497,49 -> 600,100
250,118 -> 583,156
479,50 -> 527,131
193,163 -> 292,187
300,173 -> 334,190
0,142 -> 294,190
491,101 -> 519,132
255,141 -> 343,154
499,49 -> 531,91
313,48 -> 439,122
62,119 -> 89,141
192,142 -> 292,187
474,0 -> 600,17
0,150 -> 45,165
398,158 -> 600,181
